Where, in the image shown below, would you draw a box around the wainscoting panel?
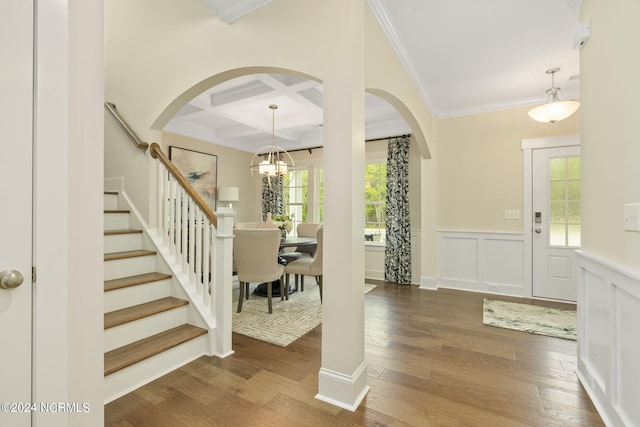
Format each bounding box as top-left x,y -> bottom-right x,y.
364,244 -> 385,281
440,236 -> 478,282
437,231 -> 526,297
577,251 -> 640,427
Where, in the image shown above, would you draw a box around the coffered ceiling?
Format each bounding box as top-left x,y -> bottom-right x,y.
170,0 -> 583,152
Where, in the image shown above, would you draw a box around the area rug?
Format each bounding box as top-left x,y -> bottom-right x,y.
482,299 -> 577,341
232,278 -> 376,347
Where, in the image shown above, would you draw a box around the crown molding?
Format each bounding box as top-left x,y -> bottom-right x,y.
366,0 -> 436,116
435,90 -> 581,119
200,0 -> 273,24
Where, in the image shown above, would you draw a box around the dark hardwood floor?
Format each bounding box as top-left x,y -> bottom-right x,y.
105,282 -> 603,426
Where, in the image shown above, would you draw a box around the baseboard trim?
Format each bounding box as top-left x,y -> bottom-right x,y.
419,276 -> 438,290
316,361 -> 370,412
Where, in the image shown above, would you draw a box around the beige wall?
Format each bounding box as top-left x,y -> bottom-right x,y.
104,110 -> 152,220
160,132 -> 258,223
580,0 -> 640,270
435,105 -> 580,232
105,0 -> 434,229
105,0 -> 432,151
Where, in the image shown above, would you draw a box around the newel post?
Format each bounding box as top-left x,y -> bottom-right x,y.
212,206 -> 235,357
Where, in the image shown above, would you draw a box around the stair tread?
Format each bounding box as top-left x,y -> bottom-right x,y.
105,296 -> 188,329
105,272 -> 172,292
105,228 -> 143,236
104,191 -> 118,195
104,249 -> 156,261
104,209 -> 130,213
104,324 -> 207,376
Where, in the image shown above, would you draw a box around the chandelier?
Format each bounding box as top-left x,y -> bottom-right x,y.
250,104 -> 295,184
528,67 -> 580,123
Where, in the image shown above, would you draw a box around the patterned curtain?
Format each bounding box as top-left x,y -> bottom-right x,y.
261,175 -> 283,220
384,135 -> 412,284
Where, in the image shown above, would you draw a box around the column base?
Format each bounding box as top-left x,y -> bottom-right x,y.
315,361 -> 370,412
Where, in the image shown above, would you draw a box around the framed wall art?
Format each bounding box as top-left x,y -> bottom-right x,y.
169,146 -> 218,211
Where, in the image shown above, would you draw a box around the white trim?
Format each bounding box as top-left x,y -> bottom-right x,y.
419,276 -> 438,290
316,362 -> 370,412
436,231 -> 526,297
367,0 -> 580,120
366,0 -> 435,115
437,92 -> 580,120
576,251 -> 640,427
104,335 -> 207,404
521,134 -> 580,300
104,176 -> 124,193
521,134 -> 580,150
364,243 -> 385,280
200,0 -> 273,24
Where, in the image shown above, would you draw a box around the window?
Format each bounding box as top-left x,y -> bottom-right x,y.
318,168 -> 324,223
549,156 -> 581,247
281,162 -> 387,243
283,169 -> 308,233
365,162 -> 386,242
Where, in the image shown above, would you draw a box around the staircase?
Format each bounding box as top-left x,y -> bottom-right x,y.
103,191 -> 209,403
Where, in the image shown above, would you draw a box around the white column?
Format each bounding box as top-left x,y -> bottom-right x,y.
212,207 -> 236,357
316,0 -> 369,411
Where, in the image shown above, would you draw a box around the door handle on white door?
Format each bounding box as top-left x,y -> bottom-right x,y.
534,228 -> 542,234
0,269 -> 24,289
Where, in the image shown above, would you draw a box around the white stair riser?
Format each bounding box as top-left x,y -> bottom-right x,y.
101,192 -> 212,404
104,335 -> 207,404
104,233 -> 142,253
104,212 -> 130,230
104,194 -> 119,210
104,280 -> 171,312
104,256 -> 156,281
104,306 -> 188,352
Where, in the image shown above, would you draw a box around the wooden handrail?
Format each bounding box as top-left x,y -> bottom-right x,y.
150,143 -> 218,228
104,102 -> 149,152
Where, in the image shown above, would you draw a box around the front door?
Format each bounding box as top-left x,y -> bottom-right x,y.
532,145 -> 581,301
0,1 -> 34,426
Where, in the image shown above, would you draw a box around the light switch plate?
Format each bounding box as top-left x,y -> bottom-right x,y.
624,203 -> 640,232
504,209 -> 520,220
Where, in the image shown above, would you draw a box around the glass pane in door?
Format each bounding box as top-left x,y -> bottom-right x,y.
548,156 -> 581,247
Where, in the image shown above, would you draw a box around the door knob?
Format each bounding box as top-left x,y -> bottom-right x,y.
534,228 -> 542,234
0,269 -> 24,289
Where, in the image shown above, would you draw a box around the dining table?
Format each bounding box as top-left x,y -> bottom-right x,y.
252,235 -> 317,298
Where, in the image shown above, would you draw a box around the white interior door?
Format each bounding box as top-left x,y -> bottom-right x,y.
532,145 -> 580,301
0,1 -> 34,425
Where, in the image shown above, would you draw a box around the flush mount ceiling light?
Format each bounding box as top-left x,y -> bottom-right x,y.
528,67 -> 580,123
250,104 -> 295,185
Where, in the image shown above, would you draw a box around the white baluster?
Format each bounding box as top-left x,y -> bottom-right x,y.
202,223 -> 210,306
188,199 -> 195,284
181,188 -> 189,274
176,186 -> 183,267
195,208 -> 203,297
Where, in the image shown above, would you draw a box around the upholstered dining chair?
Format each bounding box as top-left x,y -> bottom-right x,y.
285,226 -> 323,302
232,220 -> 276,273
234,228 -> 284,314
280,222 -> 322,263
234,221 -> 259,229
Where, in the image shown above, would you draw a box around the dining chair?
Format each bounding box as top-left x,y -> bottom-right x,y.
234,221 -> 259,229
280,222 -> 322,264
232,220 -> 276,274
234,228 -> 285,314
285,226 -> 323,301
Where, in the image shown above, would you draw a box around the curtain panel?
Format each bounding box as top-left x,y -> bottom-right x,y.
384,135 -> 412,284
262,176 -> 283,220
